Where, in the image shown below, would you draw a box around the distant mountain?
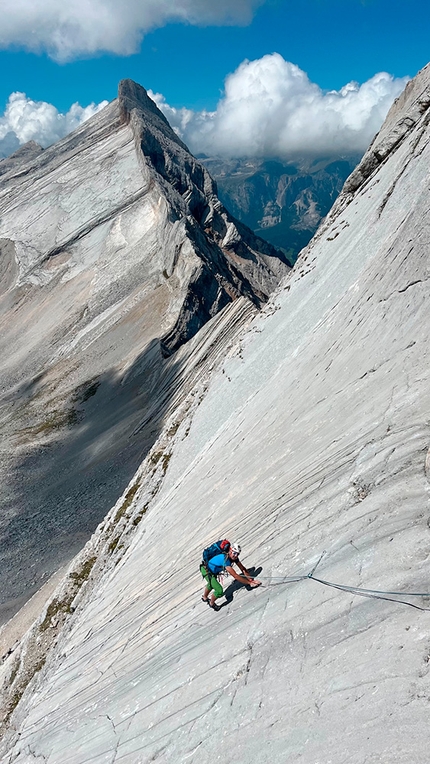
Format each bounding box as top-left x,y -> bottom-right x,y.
202,155 -> 360,263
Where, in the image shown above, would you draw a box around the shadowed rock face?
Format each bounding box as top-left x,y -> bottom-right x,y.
0,79 -> 289,623
1,63 -> 430,762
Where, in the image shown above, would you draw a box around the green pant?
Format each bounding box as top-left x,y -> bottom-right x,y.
200,564 -> 223,598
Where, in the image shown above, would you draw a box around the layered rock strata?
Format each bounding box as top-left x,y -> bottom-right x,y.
0,80 -> 289,623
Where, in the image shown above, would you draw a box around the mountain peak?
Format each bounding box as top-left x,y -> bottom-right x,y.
117,78 -> 191,158
0,139 -> 43,177
118,78 -> 171,130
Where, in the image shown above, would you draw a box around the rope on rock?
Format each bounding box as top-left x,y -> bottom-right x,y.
255,551 -> 430,611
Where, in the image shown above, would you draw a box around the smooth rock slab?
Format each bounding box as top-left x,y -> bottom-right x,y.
2,67 -> 430,763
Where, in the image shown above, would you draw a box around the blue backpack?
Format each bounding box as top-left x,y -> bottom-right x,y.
202,539 -> 230,565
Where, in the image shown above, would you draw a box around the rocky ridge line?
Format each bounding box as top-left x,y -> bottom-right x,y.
117,79 -> 290,353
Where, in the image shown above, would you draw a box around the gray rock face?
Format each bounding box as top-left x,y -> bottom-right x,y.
1,63 -> 430,762
340,62 -> 430,199
0,141 -> 44,177
0,80 -> 289,623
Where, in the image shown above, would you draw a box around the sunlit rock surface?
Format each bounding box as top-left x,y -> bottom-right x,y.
0,141 -> 43,178
1,64 -> 430,762
0,80 -> 289,623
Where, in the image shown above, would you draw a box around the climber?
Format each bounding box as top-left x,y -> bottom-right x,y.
200,541 -> 261,611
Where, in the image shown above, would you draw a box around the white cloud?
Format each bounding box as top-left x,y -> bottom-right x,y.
0,0 -> 265,61
152,54 -> 409,158
0,54 -> 408,162
0,92 -> 108,157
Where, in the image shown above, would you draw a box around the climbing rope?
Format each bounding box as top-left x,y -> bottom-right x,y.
252,551 -> 430,612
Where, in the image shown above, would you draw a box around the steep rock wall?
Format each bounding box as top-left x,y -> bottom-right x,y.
1,66 -> 430,762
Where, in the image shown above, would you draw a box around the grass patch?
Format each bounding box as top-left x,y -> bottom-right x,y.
39,596 -> 73,632
6,686 -> 26,718
4,654 -> 47,724
167,421 -> 180,437
149,451 -> 171,474
132,505 -> 148,526
2,555 -> 97,733
114,481 -> 141,523
69,555 -> 97,585
108,536 -> 122,554
161,453 -> 171,474
40,556 -> 97,632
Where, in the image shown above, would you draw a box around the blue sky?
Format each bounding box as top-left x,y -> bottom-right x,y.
0,0 -> 428,111
0,0 -> 428,158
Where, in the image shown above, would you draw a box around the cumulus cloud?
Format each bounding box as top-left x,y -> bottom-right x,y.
0,92 -> 108,157
0,0 -> 265,60
151,54 -> 409,158
0,54 -> 408,162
